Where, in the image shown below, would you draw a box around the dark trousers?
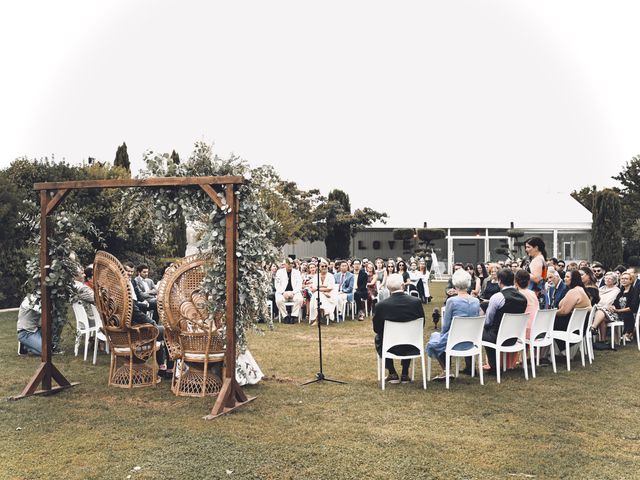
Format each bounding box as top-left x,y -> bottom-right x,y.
355,290 -> 367,314
375,334 -> 414,375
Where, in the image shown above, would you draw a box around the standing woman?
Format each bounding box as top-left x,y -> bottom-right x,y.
524,237 -> 548,307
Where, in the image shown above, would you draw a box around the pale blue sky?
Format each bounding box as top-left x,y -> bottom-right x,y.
1,1 -> 639,226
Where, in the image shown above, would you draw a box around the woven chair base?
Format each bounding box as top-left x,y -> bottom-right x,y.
110,362 -> 158,388
171,365 -> 222,397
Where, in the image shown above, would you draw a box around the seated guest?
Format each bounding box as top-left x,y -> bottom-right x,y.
134,264 -> 158,300
465,263 -> 481,297
334,260 -> 354,319
553,270 -> 591,355
309,258 -> 337,325
614,271 -> 636,342
84,266 -> 94,289
17,295 -> 42,356
545,268 -> 567,309
275,258 -> 304,324
579,266 -> 600,306
124,261 -> 158,319
373,273 -> 424,384
365,262 -> 379,313
482,268 -> 527,374
73,265 -> 96,327
352,259 -> 369,320
445,263 -> 465,299
426,269 -> 480,380
480,264 -> 501,305
592,261 -> 606,288
591,271 -> 621,339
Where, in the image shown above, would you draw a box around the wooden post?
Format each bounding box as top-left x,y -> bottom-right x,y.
206,183 -> 254,419
11,189 -> 77,400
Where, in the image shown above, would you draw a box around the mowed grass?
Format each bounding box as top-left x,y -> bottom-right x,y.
1,284 -> 640,479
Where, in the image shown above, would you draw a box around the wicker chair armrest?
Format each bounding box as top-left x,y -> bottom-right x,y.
164,327 -> 183,360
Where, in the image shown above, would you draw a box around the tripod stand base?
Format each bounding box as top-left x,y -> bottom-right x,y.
301,372 -> 347,386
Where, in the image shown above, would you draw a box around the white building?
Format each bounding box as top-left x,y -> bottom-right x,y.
283,193 -> 592,273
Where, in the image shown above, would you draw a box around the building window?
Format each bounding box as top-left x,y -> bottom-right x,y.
358,240 -> 366,250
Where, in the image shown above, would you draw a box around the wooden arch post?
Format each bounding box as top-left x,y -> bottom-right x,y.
12,177 -> 253,418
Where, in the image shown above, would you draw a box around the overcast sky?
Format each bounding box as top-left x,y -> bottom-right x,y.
1,1 -> 639,227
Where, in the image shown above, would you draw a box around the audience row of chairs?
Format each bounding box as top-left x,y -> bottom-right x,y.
378,306 -> 640,390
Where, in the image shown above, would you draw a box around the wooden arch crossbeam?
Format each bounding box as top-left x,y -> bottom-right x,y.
10,176 -> 253,419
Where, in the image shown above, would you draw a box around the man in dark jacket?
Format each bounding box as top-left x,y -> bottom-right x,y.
483,268 -> 527,373
373,273 -> 424,383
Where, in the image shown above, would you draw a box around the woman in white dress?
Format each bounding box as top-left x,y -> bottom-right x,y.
308,258 -> 337,325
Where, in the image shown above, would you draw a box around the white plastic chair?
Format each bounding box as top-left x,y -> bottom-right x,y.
379,318 -> 426,390
481,313 -> 529,384
427,315 -> 485,389
550,307 -> 590,371
72,303 -> 100,363
583,305 -> 597,363
608,315 -> 625,349
89,303 -> 109,364
524,308 -> 557,378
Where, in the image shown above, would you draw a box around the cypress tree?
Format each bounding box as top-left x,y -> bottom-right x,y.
592,189 -> 622,269
325,189 -> 352,259
114,142 -> 130,171
170,149 -> 180,164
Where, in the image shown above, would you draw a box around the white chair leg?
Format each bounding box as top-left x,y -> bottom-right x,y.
377,355 -> 380,382
421,355 -> 426,390
455,357 -> 460,377
550,341 -> 557,373
478,353 -> 484,385
496,350 -> 501,384
93,331 -> 99,365
74,330 -> 80,357
502,352 -> 506,372
566,346 -> 571,371
521,345 -> 528,380
411,359 -> 415,382
427,356 -> 432,381
579,341 -> 585,367
471,355 -> 475,378
529,344 -> 536,379
445,354 -> 451,389
381,356 -> 386,391
83,332 -> 89,361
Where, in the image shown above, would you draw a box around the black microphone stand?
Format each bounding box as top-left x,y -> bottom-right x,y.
302,261 -> 346,386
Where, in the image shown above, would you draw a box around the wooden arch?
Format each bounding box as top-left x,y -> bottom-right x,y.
12,176 -> 253,419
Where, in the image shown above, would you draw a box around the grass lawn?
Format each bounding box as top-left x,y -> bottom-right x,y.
1,283 -> 640,479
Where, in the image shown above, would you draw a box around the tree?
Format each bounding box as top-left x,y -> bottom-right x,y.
612,154 -> 640,260
570,185 -> 597,213
592,189 -> 623,269
114,142 -> 130,171
170,149 -> 180,164
322,189 -> 387,259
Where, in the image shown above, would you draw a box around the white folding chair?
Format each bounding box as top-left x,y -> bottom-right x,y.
524,308 -> 557,378
481,313 -> 529,384
72,302 -> 99,363
379,318 -> 426,390
427,315 -> 485,389
89,304 -> 109,364
550,307 -> 590,371
608,315 -> 625,349
583,305 -> 597,364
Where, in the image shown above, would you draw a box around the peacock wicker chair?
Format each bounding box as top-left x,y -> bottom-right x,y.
157,254 -> 225,397
93,251 -> 160,388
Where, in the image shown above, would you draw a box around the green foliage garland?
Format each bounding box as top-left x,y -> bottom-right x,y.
128,142 -> 279,351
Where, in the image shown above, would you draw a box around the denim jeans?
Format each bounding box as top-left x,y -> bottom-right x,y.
18,329 -> 42,355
